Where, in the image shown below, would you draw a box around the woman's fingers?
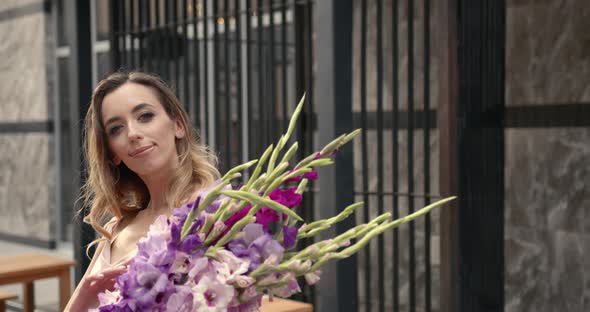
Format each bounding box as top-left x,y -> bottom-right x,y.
85,265 -> 128,284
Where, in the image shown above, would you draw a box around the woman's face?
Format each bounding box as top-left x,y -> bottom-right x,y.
101,82 -> 185,177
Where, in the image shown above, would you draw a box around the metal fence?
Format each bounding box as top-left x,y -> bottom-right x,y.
110,0 -> 315,173
109,0 -> 317,303
106,1 -> 504,312
352,1 -> 438,311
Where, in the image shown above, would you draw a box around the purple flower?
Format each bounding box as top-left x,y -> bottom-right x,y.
223,205 -> 252,235
97,290 -> 137,312
165,286 -> 194,311
136,232 -> 175,268
228,224 -> 284,272
251,234 -> 284,264
282,226 -> 298,249
284,170 -> 319,183
269,188 -> 302,208
303,170 -> 319,180
271,276 -> 301,298
254,207 -> 279,231
117,260 -> 172,309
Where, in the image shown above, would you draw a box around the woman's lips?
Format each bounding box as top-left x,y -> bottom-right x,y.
129,145 -> 154,158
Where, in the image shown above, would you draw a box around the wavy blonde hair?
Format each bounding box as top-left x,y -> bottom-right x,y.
80,71 -> 220,253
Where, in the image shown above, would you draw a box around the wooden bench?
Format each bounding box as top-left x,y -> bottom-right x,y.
261,297 -> 313,312
0,290 -> 17,312
0,253 -> 76,312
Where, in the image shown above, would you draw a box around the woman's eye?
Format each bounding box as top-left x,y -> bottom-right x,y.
108,125 -> 123,136
139,112 -> 154,122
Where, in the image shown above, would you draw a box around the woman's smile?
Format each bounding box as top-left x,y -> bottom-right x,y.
129,145 -> 155,158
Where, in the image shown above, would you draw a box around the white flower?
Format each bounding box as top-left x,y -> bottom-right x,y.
148,215 -> 171,240
188,257 -> 210,280
193,275 -> 235,312
304,270 -> 322,285
97,289 -> 121,306
214,250 -> 250,280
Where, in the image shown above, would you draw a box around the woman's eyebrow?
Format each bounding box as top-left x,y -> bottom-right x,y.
104,102 -> 154,127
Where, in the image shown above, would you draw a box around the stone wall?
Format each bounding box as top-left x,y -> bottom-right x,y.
505,1 -> 590,311
349,0 -> 590,311
0,0 -> 55,243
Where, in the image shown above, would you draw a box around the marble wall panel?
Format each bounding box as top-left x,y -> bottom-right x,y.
0,0 -> 45,11
505,128 -> 590,312
0,1 -> 55,242
0,5 -> 49,122
0,134 -> 54,240
505,0 -> 590,310
506,0 -> 590,105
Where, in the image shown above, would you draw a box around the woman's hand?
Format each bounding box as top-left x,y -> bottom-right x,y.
65,263 -> 130,312
85,264 -> 128,291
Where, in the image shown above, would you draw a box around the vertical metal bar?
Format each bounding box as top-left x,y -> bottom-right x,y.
67,0 -> 94,283
281,0 -> 287,133
268,0 -> 275,142
211,0 -> 223,152
163,0 -> 170,80
423,1 -> 432,311
182,0 -> 189,108
224,0 -> 231,169
110,0 -> 121,70
246,0 -> 253,162
305,0 -> 312,156
257,0 -> 264,157
120,0 -> 127,67
213,0 -> 221,163
138,0 -> 145,69
154,0 -> 162,74
192,0 -> 201,127
174,0 -> 181,93
436,0 -> 460,311
407,0 -> 416,311
235,0 -> 243,167
359,1 -> 370,311
204,0 -> 211,145
391,1 -> 400,310
314,1 -> 355,311
162,0 -> 170,80
169,0 -> 178,84
146,0 -> 153,71
129,0 -> 135,67
376,0 -> 384,311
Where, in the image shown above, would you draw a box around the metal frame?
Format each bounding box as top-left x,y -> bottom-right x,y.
439,1 -> 506,311
314,1 -> 355,311
66,0 -> 95,283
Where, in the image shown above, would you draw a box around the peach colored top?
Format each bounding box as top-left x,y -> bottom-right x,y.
89,230 -> 138,276
85,225 -> 138,310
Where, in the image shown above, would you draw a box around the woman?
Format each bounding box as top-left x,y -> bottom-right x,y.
65,71 -> 220,311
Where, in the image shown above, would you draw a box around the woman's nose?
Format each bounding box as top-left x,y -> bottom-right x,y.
127,122 -> 143,141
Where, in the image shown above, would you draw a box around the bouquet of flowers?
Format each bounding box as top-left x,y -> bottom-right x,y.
96,96 -> 454,311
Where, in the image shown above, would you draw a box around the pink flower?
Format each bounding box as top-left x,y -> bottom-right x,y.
254,207 -> 280,231
269,188 -> 302,208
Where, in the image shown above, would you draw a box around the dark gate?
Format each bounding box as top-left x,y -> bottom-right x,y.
109,0 -> 317,303
352,1 -> 438,311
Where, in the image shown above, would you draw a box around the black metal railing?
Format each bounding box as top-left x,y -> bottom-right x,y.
109,0 -> 316,303
354,0 -> 438,311
110,0 -> 314,172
